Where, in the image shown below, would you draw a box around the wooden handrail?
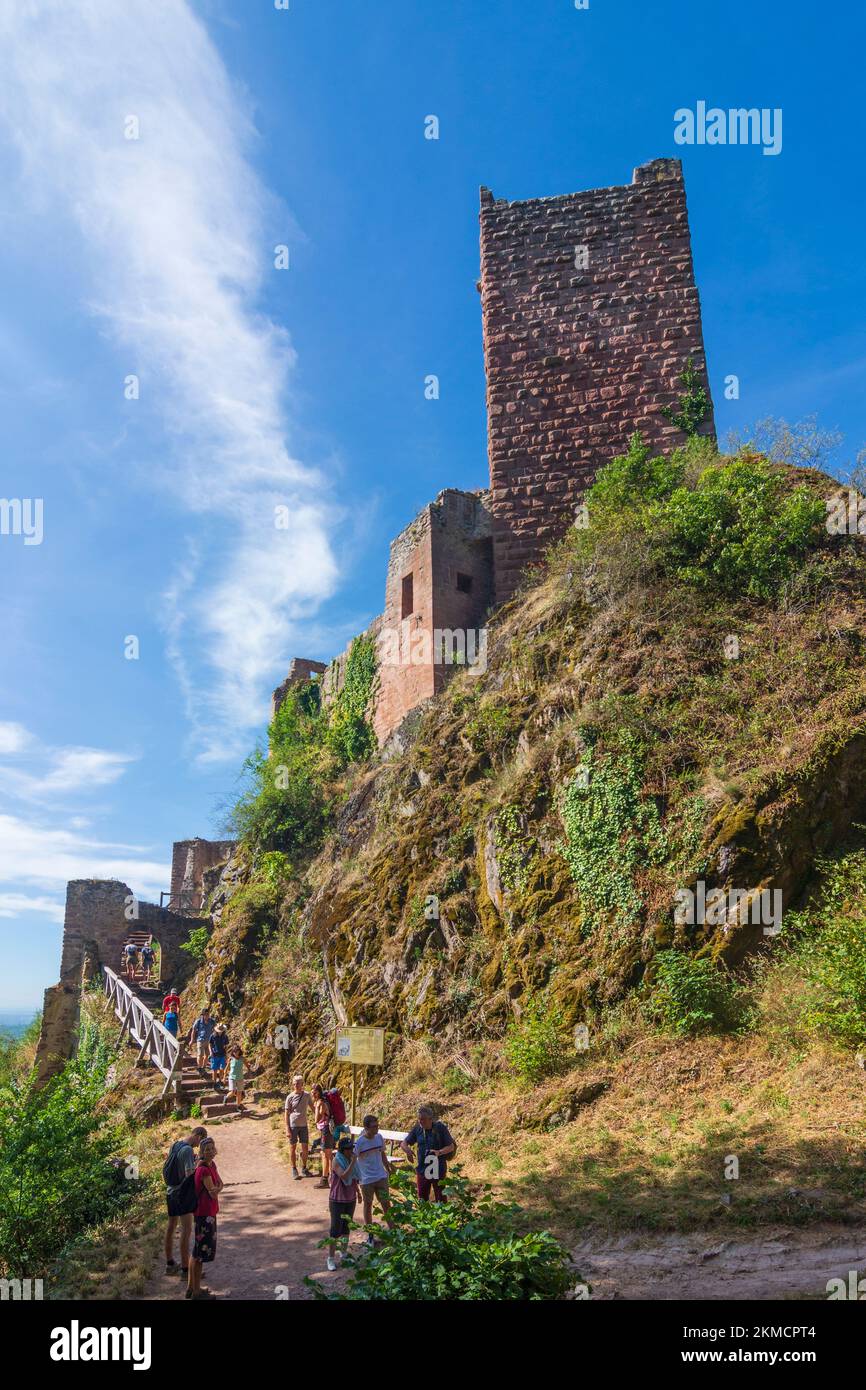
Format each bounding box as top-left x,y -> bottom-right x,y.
103,965 -> 185,1097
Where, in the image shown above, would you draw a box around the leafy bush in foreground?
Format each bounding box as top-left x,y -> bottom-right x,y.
0,1048 -> 133,1278
316,1172 -> 573,1301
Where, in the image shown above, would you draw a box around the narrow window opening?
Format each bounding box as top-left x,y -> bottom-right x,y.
456,572 -> 473,594
401,573 -> 414,618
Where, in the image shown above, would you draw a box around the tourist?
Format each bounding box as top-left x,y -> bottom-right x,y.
163,1006 -> 179,1038
327,1136 -> 359,1271
124,941 -> 139,980
208,1022 -> 229,1087
225,1045 -> 246,1109
401,1105 -> 455,1202
312,1083 -> 334,1187
190,1008 -> 215,1069
354,1114 -> 394,1239
284,1075 -> 313,1179
140,941 -> 155,984
162,986 -> 181,1031
188,1137 -> 222,1301
163,1125 -> 207,1280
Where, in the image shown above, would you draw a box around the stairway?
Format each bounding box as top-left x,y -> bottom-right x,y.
179,1057 -> 244,1120
119,930 -> 159,989
114,961 -> 245,1119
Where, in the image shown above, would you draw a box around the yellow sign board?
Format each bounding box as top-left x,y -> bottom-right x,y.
335,1026 -> 384,1066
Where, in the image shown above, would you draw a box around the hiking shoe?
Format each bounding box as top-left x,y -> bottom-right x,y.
326,1257 -> 337,1272
315,1179 -> 329,1188
165,1261 -> 177,1276
301,1168 -> 312,1178
292,1169 -> 301,1181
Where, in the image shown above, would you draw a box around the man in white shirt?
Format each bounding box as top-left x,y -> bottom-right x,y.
353,1114 -> 394,1238
284,1074 -> 313,1179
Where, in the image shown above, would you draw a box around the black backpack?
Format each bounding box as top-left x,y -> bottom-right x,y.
163,1142 -> 198,1214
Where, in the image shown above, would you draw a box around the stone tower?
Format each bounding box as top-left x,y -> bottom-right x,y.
479,157 -> 714,603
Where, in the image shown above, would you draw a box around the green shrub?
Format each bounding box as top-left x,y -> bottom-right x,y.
653,455 -> 825,599
505,996 -> 568,1084
315,1171 -> 573,1301
0,1044 -> 134,1277
575,437 -> 825,602
180,926 -> 210,962
779,851 -> 866,1048
325,635 -> 378,764
230,640 -> 377,858
645,950 -> 743,1036
661,357 -> 712,437
229,683 -> 334,855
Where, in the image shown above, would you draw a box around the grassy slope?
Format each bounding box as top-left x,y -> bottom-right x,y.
185,442 -> 866,1237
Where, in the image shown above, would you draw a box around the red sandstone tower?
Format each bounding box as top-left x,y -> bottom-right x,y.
480,157 -> 714,604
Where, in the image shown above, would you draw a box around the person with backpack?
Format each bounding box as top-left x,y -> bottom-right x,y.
401,1105 -> 456,1202
188,1136 -> 222,1301
124,941 -> 139,980
140,941 -> 155,983
311,1083 -> 335,1187
163,1125 -> 207,1280
189,1008 -> 215,1070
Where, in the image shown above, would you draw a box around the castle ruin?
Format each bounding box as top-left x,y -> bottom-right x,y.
277,157 -> 714,741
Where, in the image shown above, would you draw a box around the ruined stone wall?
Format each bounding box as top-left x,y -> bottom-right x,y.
272,658 -> 328,719
480,157 -> 714,603
170,838 -> 235,914
429,490 -> 493,694
373,505 -> 436,745
372,489 -> 494,743
35,879 -> 204,1085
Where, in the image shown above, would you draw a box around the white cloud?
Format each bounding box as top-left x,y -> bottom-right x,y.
0,721 -> 32,755
4,747 -> 137,802
0,893 -> 66,924
0,813 -> 168,906
0,0 -> 339,762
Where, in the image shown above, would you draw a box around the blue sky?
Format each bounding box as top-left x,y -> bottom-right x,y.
0,0 -> 864,1011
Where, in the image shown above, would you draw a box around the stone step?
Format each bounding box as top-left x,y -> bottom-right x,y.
201,1101 -> 242,1119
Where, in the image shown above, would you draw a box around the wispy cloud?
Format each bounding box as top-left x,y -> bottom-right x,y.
0,813 -> 168,905
0,723 -> 165,909
0,0 -> 339,762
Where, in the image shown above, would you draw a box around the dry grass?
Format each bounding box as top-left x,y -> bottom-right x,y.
364,1025 -> 866,1240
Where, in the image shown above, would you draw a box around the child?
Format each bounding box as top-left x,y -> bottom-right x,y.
327,1137 -> 359,1271
163,1007 -> 179,1037
208,1022 -> 228,1088
225,1045 -> 245,1109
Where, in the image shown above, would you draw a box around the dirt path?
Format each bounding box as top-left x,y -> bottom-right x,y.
572,1225 -> 866,1300
144,1105 -> 358,1301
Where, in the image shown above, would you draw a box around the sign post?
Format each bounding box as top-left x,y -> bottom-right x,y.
335,1026 -> 385,1126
